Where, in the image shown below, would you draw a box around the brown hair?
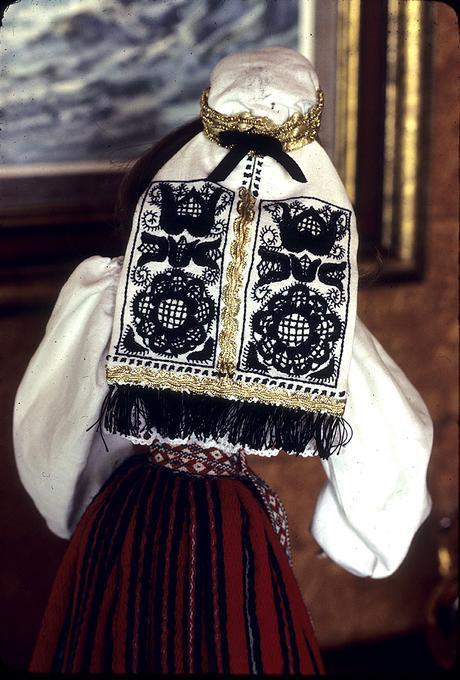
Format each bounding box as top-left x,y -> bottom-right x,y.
113,118 -> 203,248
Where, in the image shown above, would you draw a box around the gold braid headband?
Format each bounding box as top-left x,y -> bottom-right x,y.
200,87 -> 324,152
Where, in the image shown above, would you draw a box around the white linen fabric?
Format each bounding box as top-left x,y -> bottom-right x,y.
13,256 -> 432,578
311,319 -> 433,578
207,48 -> 320,122
13,257 -> 135,539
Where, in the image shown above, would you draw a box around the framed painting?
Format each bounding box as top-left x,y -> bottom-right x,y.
0,0 -> 300,309
0,0 -> 434,310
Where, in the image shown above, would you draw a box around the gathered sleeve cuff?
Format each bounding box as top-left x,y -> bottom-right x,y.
310,317 -> 433,578
13,256 -> 135,539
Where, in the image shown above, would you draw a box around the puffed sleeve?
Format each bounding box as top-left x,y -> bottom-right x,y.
13,256 -> 135,540
310,317 -> 433,578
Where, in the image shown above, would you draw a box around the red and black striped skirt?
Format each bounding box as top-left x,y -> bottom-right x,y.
30,441 -> 324,674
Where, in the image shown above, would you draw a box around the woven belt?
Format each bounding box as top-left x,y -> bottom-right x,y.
150,440 -> 292,564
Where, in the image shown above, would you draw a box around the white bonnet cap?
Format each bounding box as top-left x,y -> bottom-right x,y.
207,47 -> 320,125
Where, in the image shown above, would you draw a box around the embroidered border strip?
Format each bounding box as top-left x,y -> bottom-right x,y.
106,364 -> 346,416
217,186 -> 256,375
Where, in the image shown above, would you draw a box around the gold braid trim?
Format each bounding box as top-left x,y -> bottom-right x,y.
106,365 -> 346,416
200,87 -> 324,152
217,186 -> 255,375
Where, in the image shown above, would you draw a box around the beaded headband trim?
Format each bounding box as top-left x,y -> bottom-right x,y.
200,87 -> 324,152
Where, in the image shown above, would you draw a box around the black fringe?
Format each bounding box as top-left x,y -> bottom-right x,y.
101,384 -> 352,460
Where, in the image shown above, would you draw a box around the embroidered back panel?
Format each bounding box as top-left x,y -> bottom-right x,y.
112,180 -> 234,367
240,197 -> 351,390
107,178 -> 352,421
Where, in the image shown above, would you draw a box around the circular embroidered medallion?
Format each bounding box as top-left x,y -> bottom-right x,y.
132,269 -> 215,356
251,284 -> 341,376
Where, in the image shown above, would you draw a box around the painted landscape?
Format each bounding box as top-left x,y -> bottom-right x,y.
1,0 -> 298,164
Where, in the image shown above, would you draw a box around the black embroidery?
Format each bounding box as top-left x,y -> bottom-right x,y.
266,201 -> 345,256
157,184 -> 226,237
140,209 -> 159,231
260,223 -> 282,249
325,287 -> 344,309
290,253 -> 321,282
257,247 -> 291,286
116,180 -> 234,366
167,235 -> 195,268
137,232 -> 168,266
317,261 -> 347,291
106,182 -> 355,458
240,196 -> 351,388
190,237 -> 222,270
308,356 -> 337,382
257,247 -> 321,286
330,243 -> 346,261
252,156 -> 263,197
120,325 -> 148,355
244,342 -> 269,373
187,337 -> 214,362
247,285 -> 342,378
137,232 -> 221,270
132,270 -> 215,357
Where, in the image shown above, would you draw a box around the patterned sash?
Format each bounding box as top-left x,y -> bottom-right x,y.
149,440 -> 293,564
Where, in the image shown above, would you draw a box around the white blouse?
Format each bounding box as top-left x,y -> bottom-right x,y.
13,255 -> 433,578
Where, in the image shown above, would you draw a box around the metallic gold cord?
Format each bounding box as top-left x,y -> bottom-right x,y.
200,88 -> 324,152
217,186 -> 255,375
106,364 -> 346,416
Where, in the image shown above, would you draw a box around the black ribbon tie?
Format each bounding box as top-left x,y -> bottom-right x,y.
207,130 -> 307,184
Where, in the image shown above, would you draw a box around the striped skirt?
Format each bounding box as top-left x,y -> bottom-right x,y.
30,441 -> 324,674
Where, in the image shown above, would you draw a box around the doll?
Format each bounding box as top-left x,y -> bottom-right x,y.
13,48 -> 432,675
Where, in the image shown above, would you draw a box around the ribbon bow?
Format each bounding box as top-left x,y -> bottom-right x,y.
207,130 -> 307,184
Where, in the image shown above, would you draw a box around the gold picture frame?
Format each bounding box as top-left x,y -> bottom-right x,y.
334,0 -> 433,282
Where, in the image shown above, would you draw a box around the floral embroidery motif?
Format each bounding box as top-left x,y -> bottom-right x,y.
115,180 -> 234,366
249,285 -> 341,378
156,184 -> 228,237
240,196 -> 351,387
267,200 -> 348,255
132,270 -> 215,357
